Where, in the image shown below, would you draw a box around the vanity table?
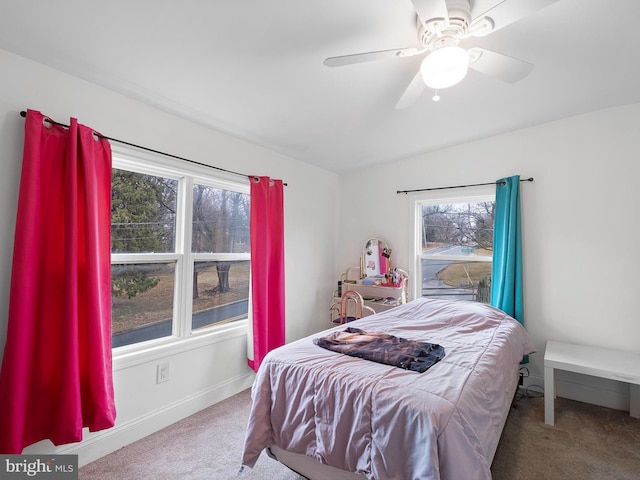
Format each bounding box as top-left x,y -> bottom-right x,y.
331,238 -> 408,323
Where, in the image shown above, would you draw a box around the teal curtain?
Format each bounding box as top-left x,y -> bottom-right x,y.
491,175 -> 524,326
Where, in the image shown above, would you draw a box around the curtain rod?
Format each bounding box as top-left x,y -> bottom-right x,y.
19,110 -> 287,186
396,177 -> 533,194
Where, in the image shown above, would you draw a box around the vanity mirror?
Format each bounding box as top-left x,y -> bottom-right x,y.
362,238 -> 392,278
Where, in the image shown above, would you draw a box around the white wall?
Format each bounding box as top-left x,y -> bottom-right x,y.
337,102 -> 640,411
0,49 -> 339,465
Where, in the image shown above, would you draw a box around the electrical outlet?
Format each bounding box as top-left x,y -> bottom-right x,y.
157,363 -> 170,384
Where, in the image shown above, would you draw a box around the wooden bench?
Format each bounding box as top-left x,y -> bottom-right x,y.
544,340 -> 640,425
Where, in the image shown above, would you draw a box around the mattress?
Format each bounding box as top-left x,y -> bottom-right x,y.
242,298 -> 536,480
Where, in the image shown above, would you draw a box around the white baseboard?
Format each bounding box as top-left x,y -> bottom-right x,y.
57,372 -> 255,467
524,372 -> 631,412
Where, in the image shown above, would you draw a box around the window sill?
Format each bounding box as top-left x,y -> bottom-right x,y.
112,319 -> 249,371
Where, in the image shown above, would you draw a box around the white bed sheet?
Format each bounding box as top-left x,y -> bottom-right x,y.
242,298 -> 535,480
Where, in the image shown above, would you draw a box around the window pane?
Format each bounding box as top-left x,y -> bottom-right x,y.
112,169 -> 177,253
192,184 -> 249,253
192,260 -> 249,330
421,201 -> 494,257
112,263 -> 176,347
420,200 -> 494,303
422,259 -> 491,303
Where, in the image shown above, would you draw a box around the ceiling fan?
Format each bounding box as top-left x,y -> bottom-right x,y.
323,0 -> 559,109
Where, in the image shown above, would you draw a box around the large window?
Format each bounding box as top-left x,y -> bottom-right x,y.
110,150 -> 250,350
413,188 -> 494,303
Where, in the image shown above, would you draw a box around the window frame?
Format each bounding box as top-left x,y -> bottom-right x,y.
411,185 -> 495,301
110,144 -> 250,359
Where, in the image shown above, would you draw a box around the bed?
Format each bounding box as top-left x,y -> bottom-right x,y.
241,297 -> 535,480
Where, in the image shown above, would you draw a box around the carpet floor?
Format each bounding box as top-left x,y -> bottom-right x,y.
79,388 -> 640,480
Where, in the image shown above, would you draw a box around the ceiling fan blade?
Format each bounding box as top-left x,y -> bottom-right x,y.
395,71 -> 426,110
470,0 -> 559,36
411,0 -> 449,28
323,47 -> 420,67
468,47 -> 533,83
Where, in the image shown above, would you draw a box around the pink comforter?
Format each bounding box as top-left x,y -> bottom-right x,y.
242,298 -> 536,480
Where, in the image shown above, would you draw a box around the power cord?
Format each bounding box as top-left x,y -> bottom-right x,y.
512,367 -> 544,406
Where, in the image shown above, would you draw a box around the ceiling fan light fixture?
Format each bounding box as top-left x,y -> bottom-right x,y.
420,46 -> 470,89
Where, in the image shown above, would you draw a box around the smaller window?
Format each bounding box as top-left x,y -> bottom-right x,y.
415,195 -> 494,303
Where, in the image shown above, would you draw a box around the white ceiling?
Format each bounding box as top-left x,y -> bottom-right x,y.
1,0 -> 640,173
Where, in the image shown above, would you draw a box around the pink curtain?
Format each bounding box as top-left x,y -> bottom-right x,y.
247,176 -> 285,372
0,110 -> 116,453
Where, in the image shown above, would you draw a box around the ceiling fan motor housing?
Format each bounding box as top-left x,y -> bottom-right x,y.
417,0 -> 471,52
